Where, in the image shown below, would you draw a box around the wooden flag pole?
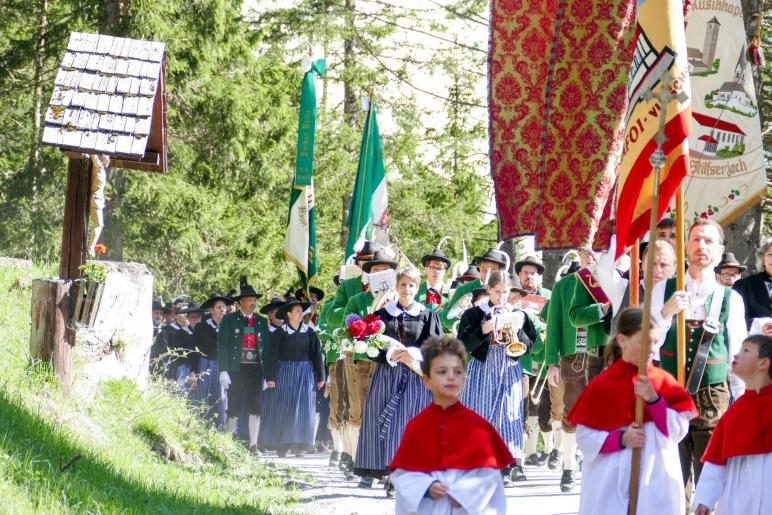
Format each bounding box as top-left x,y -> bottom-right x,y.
675,187 -> 686,385
630,240 -> 640,307
628,72 -> 687,515
627,150 -> 662,515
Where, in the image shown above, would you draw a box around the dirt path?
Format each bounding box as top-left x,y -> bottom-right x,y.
263,452 -> 582,514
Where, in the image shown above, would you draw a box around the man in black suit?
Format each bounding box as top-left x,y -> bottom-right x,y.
733,239 -> 772,331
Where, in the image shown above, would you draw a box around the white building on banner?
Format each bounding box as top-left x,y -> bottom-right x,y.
692,112 -> 746,156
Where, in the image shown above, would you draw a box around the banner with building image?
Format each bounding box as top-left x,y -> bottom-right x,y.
675,0 -> 765,224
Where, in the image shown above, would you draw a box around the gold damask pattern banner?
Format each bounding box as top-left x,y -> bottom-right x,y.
489,0 -> 635,249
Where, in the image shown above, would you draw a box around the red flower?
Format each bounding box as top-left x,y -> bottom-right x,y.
362,314 -> 380,324
366,322 -> 381,336
94,243 -> 107,255
348,320 -> 367,339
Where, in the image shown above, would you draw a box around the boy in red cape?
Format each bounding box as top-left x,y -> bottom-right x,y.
389,335 -> 514,514
567,307 -> 697,515
693,334 -> 772,515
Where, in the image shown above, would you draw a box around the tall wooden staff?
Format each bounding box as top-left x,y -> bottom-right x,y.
627,74 -> 688,515
675,188 -> 686,385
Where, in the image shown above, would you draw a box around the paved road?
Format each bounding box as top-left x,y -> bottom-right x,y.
263,451 -> 581,514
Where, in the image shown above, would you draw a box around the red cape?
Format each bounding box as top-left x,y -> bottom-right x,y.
567,359 -> 697,431
702,383 -> 772,465
388,402 -> 514,472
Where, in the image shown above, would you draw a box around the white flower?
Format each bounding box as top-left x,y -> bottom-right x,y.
366,346 -> 380,358
353,340 -> 368,354
340,339 -> 353,351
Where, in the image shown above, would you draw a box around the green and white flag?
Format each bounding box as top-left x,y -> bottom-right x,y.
344,99 -> 389,260
285,57 -> 325,293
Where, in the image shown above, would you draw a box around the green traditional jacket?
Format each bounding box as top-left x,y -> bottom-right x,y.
217,310 -> 270,374
660,279 -> 731,387
326,276 -> 365,329
344,290 -> 375,361
416,281 -> 448,312
315,300 -> 340,364
545,274 -> 589,365
520,287 -> 550,377
567,275 -> 610,351
440,279 -> 481,332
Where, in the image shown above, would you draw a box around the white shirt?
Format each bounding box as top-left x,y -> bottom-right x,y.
650,269 -> 747,398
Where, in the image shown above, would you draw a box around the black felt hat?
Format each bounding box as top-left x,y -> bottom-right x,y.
276,296 -> 311,320
152,300 -> 164,311
162,302 -> 175,314
182,301 -> 205,314
260,296 -> 286,315
201,292 -> 235,310
233,276 -> 262,300
714,252 -> 746,273
362,250 -> 399,273
514,255 -> 545,275
509,275 -> 528,296
295,286 -> 325,302
421,247 -> 452,268
478,248 -> 508,268
460,265 -> 481,281
352,241 -> 382,262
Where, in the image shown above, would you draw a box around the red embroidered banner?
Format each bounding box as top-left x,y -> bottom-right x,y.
489,0 -> 636,249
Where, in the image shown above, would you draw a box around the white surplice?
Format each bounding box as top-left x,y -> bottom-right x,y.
692,453 -> 772,515
391,468 -> 506,515
576,408 -> 693,515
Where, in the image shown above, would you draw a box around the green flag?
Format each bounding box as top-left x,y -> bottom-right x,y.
285,58 -> 325,292
344,100 -> 389,260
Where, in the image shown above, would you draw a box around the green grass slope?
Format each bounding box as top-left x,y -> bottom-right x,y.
0,266 -> 300,514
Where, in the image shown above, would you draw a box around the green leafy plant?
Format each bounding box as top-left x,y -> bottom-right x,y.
78,263 -> 107,283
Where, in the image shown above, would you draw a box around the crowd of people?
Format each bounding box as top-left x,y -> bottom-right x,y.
149,218 -> 772,514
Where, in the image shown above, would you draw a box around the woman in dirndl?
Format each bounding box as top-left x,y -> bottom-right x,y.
458,270 -> 536,486
354,266 -> 441,494
192,293 -> 233,427
262,296 -> 324,457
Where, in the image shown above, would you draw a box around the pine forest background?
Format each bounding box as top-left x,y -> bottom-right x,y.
0,0 -> 768,300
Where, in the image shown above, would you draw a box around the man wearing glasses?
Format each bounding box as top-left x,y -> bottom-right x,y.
714,252 -> 746,287
417,247 -> 452,311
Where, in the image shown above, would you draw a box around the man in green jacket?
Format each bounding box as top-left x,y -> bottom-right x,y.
416,246 -> 451,311
440,248 -> 508,332
337,250 -> 398,478
217,277 -> 270,454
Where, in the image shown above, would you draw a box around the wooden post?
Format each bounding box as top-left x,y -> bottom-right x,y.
675,187 -> 686,386
630,240 -> 640,306
30,279 -> 74,396
60,158 -> 91,280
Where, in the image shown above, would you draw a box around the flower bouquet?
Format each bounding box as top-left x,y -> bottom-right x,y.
344,313 -> 423,376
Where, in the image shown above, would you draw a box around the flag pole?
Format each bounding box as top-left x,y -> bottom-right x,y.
628,72 -> 687,515
675,187 -> 686,385
630,240 -> 640,306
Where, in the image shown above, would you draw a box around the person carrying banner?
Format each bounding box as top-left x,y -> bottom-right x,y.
568,307 -> 697,515
651,218 -> 747,491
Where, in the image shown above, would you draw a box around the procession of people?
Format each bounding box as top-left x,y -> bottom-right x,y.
149,229 -> 772,514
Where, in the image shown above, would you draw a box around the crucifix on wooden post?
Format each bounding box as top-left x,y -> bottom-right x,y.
33,32 -> 168,396
627,70 -> 689,515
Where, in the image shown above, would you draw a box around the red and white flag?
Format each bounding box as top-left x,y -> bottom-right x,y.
615,0 -> 692,258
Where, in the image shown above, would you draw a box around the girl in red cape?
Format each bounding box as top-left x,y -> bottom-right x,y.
389,336 -> 514,514
693,334 -> 772,515
567,307 -> 697,515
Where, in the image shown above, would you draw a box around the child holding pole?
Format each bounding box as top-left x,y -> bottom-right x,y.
568,307 -> 697,515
